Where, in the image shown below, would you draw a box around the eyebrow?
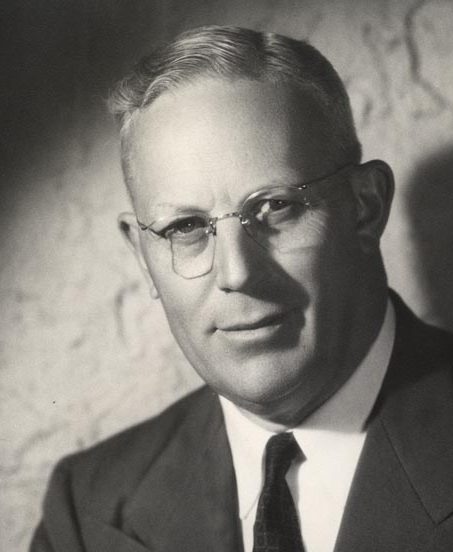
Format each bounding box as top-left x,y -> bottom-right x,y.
142,176 -> 309,223
142,202 -> 211,225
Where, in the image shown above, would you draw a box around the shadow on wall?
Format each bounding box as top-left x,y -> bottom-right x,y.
406,145 -> 453,333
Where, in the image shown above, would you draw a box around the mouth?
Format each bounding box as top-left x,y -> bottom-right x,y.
215,307 -> 302,347
220,311 -> 290,332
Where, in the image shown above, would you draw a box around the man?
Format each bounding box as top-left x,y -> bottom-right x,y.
31,26 -> 453,552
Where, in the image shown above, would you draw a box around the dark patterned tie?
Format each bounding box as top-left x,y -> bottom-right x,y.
253,432 -> 305,552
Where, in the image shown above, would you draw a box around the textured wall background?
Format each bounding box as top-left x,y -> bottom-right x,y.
1,1 -> 453,549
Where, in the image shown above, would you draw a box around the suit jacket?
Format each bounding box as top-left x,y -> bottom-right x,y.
30,294 -> 453,552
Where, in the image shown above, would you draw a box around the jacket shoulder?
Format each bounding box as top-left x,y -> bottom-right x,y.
391,290 -> 453,364
51,385 -> 215,519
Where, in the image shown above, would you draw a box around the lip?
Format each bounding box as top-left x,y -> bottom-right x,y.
219,311 -> 290,332
214,308 -> 301,347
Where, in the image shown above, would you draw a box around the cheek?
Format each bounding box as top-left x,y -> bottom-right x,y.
275,213 -> 361,305
142,250 -> 194,324
149,263 -> 211,341
156,278 -> 201,326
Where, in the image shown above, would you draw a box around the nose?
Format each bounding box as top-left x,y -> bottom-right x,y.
213,216 -> 262,291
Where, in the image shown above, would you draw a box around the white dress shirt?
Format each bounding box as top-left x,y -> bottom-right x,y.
220,301 -> 395,552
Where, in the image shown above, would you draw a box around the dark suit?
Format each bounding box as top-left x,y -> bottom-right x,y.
31,294 -> 453,552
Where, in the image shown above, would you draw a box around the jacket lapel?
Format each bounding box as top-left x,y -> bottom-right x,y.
81,516 -> 153,552
122,389 -> 243,552
335,294 -> 453,551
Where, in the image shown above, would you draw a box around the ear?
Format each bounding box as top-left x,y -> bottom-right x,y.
350,160 -> 394,253
117,212 -> 160,299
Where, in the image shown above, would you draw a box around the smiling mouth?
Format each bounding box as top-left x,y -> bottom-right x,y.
219,311 -> 291,332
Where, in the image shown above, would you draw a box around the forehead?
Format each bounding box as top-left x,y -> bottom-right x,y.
128,78 -> 334,215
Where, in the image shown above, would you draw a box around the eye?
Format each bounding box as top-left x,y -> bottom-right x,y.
160,216 -> 207,238
268,199 -> 291,211
252,198 -> 300,223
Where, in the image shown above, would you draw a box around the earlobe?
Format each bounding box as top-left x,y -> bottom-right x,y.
351,160 -> 394,253
117,212 -> 160,299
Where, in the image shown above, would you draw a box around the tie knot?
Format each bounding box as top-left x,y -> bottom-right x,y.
264,432 -> 300,482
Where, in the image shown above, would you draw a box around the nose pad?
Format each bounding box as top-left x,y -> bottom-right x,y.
213,216 -> 260,291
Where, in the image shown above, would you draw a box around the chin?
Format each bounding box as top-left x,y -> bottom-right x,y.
219,368 -> 308,411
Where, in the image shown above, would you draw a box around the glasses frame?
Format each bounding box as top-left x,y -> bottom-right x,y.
134,163 -> 356,278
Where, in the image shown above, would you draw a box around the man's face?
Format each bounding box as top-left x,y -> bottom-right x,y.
126,78 -> 368,423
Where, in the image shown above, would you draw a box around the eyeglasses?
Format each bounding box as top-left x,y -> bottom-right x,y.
136,164 -> 355,279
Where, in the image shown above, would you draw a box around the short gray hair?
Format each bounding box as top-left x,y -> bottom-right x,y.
109,25 -> 362,191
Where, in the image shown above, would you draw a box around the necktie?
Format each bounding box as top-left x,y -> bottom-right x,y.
253,432 -> 305,552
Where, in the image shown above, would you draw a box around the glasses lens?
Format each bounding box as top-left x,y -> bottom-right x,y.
243,187 -> 317,252
171,231 -> 214,279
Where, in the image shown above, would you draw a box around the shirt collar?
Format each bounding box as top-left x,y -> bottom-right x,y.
220,299 -> 396,519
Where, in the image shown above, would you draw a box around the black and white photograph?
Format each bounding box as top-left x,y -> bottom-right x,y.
2,2 -> 453,551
